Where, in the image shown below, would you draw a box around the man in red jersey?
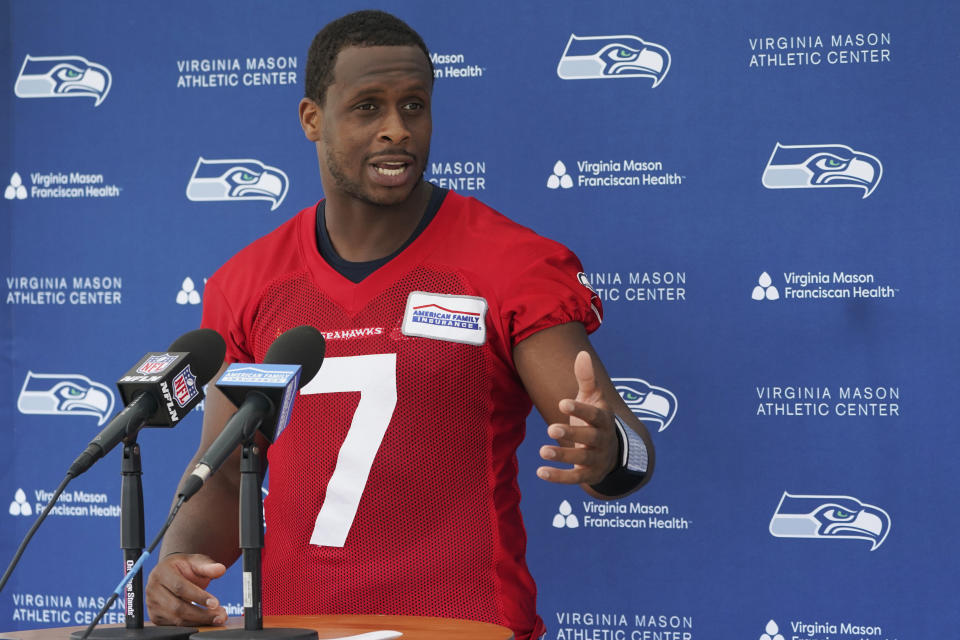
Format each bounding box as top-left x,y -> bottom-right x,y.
146,11 -> 655,640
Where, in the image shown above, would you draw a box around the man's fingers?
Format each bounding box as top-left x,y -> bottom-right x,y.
146,580 -> 225,626
537,351 -> 616,486
536,465 -> 598,485
559,352 -> 607,429
164,571 -> 220,611
558,399 -> 608,431
573,350 -> 600,402
147,585 -> 225,627
546,422 -> 604,447
188,560 -> 227,582
168,555 -> 224,590
164,600 -> 225,627
539,443 -> 603,467
146,554 -> 228,627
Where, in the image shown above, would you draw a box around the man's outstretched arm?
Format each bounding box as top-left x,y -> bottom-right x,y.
513,322 -> 655,499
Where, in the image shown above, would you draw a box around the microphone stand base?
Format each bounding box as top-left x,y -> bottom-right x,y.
191,629 -> 317,640
71,627 -> 199,640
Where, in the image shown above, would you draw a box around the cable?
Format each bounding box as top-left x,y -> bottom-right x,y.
0,472 -> 75,593
79,495 -> 189,640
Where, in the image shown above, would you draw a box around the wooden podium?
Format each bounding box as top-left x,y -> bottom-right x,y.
0,616 -> 514,640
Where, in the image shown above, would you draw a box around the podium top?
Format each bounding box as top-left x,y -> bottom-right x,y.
0,615 -> 514,640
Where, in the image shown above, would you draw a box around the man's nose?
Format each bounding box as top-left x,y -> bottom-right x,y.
378,107 -> 411,144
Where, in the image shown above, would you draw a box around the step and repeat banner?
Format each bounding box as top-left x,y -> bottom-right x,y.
3,1 -> 959,638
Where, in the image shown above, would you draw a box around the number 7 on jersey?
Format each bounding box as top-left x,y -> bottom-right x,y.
299,353 -> 397,547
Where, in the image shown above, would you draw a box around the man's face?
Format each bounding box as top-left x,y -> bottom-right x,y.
314,45 -> 433,207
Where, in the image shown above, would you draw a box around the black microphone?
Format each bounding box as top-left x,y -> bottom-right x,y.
178,325 -> 325,500
67,328 -> 227,478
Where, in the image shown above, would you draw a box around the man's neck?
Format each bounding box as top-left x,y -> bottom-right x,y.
324,182 -> 433,262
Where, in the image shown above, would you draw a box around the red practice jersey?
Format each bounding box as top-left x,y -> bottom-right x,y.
202,191 -> 602,640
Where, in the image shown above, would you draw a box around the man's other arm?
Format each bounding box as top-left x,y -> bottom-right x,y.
144,362 -> 260,626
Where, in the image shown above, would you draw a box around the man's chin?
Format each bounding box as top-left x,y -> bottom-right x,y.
361,177 -> 426,207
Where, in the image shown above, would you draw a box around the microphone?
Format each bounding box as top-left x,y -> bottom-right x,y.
67,328 -> 227,478
0,328 -> 227,597
178,325 -> 325,500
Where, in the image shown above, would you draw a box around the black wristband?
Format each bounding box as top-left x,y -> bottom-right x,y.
589,417 -> 648,497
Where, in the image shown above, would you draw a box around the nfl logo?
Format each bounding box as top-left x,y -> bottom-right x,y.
173,366 -> 199,408
138,354 -> 178,375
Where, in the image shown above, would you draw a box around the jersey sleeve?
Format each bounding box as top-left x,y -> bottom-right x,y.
499,246 -> 603,347
200,275 -> 254,364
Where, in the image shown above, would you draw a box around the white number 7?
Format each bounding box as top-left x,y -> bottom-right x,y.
298,353 -> 397,547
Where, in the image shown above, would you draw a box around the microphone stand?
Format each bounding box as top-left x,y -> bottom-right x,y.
72,440 -> 196,640
192,441 -> 316,640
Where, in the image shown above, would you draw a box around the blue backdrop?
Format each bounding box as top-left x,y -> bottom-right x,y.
3,2 -> 958,638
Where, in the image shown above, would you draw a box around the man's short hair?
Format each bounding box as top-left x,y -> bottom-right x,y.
305,10 -> 434,105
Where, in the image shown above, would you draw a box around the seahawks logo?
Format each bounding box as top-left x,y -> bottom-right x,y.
762,143 -> 883,199
769,491 -> 891,551
557,34 -> 671,87
17,371 -> 116,426
14,55 -> 112,106
186,157 -> 289,211
613,378 -> 677,432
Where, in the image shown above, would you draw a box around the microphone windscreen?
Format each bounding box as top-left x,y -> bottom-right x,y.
168,328 -> 227,385
264,325 -> 326,388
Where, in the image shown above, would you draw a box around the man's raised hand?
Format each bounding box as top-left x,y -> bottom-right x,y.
537,350 -> 618,485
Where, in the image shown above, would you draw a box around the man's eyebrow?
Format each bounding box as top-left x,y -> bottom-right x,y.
343,81 -> 431,99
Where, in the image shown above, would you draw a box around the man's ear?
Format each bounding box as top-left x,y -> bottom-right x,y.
299,97 -> 322,141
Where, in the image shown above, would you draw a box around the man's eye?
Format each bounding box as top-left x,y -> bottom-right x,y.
403,102 -> 423,111
356,103 -> 377,111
